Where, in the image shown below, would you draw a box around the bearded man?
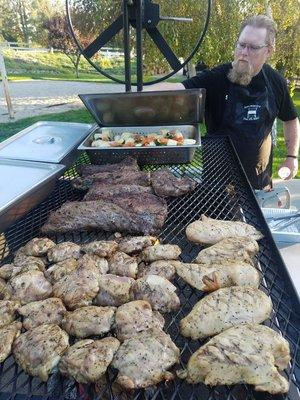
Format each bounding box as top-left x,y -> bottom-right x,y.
146,15 -> 299,190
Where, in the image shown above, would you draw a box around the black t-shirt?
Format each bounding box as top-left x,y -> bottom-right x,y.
182,63 -> 298,134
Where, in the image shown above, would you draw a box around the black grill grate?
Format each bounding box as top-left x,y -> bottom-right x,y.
0,137 -> 299,400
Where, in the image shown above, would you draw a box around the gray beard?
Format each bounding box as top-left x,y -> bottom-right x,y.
227,61 -> 253,86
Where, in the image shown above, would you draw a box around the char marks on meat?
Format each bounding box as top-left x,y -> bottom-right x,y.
41,198 -> 167,235
151,168 -> 196,197
77,157 -> 139,177
72,170 -> 151,191
84,184 -> 153,201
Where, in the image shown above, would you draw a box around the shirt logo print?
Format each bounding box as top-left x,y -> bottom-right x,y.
243,105 -> 261,121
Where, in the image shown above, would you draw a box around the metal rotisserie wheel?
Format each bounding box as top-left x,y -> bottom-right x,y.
0,137 -> 299,400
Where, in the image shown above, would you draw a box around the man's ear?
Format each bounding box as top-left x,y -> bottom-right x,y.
267,44 -> 275,59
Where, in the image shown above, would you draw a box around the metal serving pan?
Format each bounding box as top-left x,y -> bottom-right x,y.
0,121 -> 92,167
79,89 -> 206,127
0,159 -> 65,233
78,124 -> 200,165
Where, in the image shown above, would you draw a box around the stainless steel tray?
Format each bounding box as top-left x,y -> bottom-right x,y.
262,207 -> 300,243
79,89 -> 206,127
0,159 -> 65,232
0,121 -> 92,167
78,124 -> 201,165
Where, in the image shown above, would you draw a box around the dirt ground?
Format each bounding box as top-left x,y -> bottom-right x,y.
0,80 -> 124,123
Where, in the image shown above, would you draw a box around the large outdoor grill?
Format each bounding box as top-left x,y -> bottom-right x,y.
0,136 -> 299,400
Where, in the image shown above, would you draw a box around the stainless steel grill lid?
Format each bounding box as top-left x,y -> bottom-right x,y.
79,89 -> 206,127
0,121 -> 92,164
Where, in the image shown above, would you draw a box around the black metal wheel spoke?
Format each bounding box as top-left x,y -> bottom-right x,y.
146,27 -> 181,71
83,15 -> 124,58
66,0 -> 212,88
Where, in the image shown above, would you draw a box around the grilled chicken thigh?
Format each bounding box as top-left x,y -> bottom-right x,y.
95,274 -> 134,307
59,337 -> 120,383
82,240 -> 118,257
137,260 -> 177,280
0,299 -> 20,327
62,305 -> 116,338
0,321 -> 22,362
117,236 -> 157,255
0,264 -> 15,280
175,261 -> 260,292
108,251 -> 138,278
185,324 -> 290,394
186,215 -> 263,245
180,286 -> 272,339
195,236 -> 259,265
131,275 -> 180,313
47,242 -> 81,263
13,323 -> 69,381
77,254 -> 109,275
115,300 -> 165,341
23,238 -> 56,256
13,253 -> 45,271
112,328 -> 180,389
18,297 -> 66,330
52,264 -> 101,310
141,244 -> 181,262
8,271 -> 52,305
45,258 -> 78,284
0,278 -> 12,300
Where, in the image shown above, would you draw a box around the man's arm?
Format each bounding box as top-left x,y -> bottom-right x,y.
143,82 -> 185,91
279,117 -> 300,179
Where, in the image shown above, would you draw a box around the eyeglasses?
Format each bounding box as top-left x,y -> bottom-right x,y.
236,41 -> 269,53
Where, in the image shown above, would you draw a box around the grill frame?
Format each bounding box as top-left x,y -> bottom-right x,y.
0,136 -> 299,400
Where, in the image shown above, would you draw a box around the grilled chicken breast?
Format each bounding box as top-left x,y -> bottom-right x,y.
82,240 -> 118,258
46,258 -> 78,284
195,236 -> 259,265
18,297 -> 66,330
8,271 -> 52,305
47,242 -> 81,263
186,215 -> 263,245
175,261 -> 260,292
180,286 -> 272,339
23,238 -> 56,257
0,321 -> 22,362
141,244 -> 181,262
112,328 -> 180,389
115,300 -> 165,341
52,264 -> 101,310
59,337 -> 120,383
184,324 -> 290,394
62,305 -> 116,338
108,251 -> 138,279
13,324 -> 69,381
131,275 -> 180,313
77,254 -> 109,275
95,274 -> 134,307
117,235 -> 157,255
137,260 -> 177,280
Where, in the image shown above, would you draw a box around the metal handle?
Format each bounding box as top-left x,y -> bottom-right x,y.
33,136 -> 56,144
160,16 -> 193,22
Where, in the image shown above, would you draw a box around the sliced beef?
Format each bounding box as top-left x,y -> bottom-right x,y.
72,170 -> 151,191
41,197 -> 167,235
84,184 -> 153,201
151,168 -> 197,197
77,157 -> 139,177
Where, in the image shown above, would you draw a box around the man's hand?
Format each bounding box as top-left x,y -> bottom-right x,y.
278,157 -> 298,180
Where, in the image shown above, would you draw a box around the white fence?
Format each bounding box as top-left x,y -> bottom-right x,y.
0,41 -> 124,58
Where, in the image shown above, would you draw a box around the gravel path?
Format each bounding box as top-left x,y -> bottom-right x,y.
0,80 -> 124,123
